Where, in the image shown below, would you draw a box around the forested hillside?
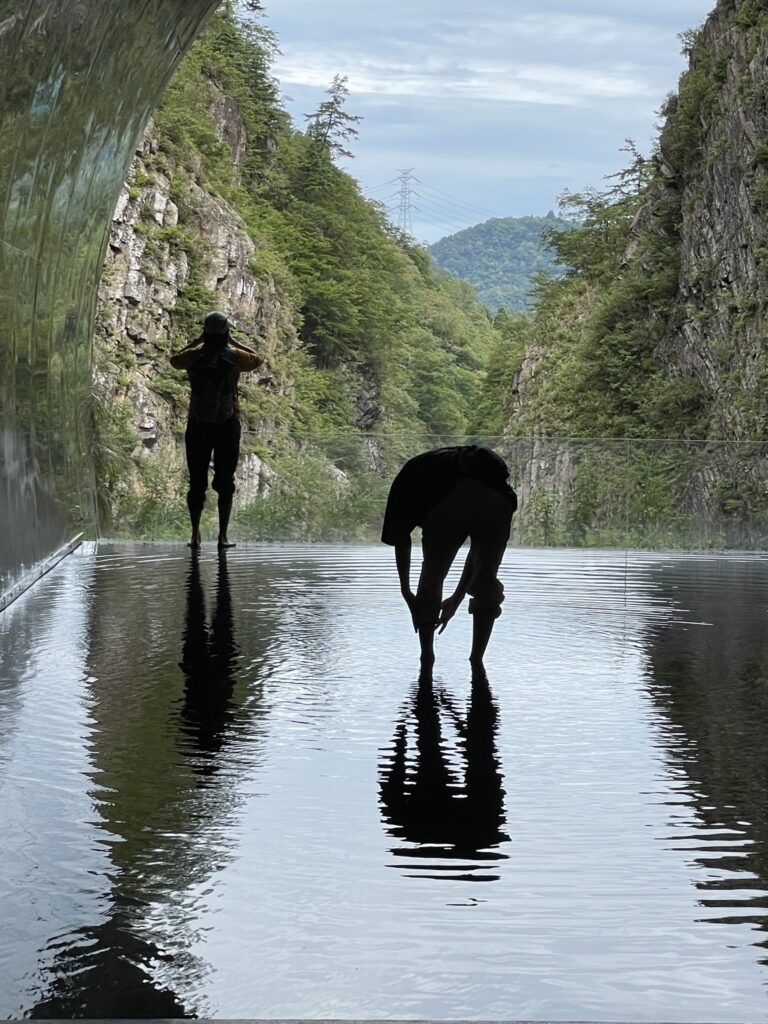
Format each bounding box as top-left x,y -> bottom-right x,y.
493,0 -> 768,545
94,0 -> 768,548
93,1 -> 498,539
429,213 -> 570,312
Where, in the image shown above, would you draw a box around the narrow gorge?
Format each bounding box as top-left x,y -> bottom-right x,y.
92,2 -> 497,540
492,0 -> 768,546
92,0 -> 768,548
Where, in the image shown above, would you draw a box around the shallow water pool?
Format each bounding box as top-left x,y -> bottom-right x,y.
2,543 -> 768,1020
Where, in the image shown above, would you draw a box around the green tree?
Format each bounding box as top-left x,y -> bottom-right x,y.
305,74 -> 362,160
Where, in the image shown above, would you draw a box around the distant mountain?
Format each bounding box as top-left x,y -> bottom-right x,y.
429,212 -> 571,312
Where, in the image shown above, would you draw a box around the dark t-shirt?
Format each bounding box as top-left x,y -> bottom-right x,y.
381,445 -> 517,546
170,343 -> 261,423
187,348 -> 238,423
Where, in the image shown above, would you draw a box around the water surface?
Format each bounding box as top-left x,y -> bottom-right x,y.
2,543 -> 768,1019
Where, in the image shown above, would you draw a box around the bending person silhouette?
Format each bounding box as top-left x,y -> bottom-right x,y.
382,445 -> 517,680
170,310 -> 262,548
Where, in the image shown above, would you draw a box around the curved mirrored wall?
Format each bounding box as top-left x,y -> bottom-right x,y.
0,0 -> 221,598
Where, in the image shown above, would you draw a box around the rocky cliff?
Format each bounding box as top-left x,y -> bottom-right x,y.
658,0 -> 768,440
502,0 -> 768,545
93,89 -> 294,533
89,4 -> 503,542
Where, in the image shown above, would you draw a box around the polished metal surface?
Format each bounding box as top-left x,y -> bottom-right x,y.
2,543 -> 768,1019
0,531 -> 81,612
0,0 -> 220,597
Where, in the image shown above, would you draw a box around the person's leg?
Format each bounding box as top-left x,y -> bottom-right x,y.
417,625 -> 436,680
212,418 -> 241,548
185,421 -> 213,547
465,546 -> 505,678
416,535 -> 462,680
469,609 -> 496,675
465,490 -> 513,677
189,508 -> 204,549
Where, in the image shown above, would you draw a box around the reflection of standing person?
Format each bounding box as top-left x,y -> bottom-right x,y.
179,551 -> 239,768
382,445 -> 517,680
170,311 -> 262,549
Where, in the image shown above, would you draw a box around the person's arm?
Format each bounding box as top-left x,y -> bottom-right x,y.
394,538 -> 420,631
395,538 -> 412,598
438,549 -> 473,633
170,336 -> 204,369
230,335 -> 260,355
231,345 -> 263,372
382,468 -> 420,627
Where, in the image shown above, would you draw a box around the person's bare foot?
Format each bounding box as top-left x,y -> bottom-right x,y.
217,536 -> 236,549
187,531 -> 201,549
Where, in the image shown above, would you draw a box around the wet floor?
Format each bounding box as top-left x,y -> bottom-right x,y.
2,542 -> 768,1020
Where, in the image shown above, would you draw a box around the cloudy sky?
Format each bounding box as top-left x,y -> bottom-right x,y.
264,0 -> 715,243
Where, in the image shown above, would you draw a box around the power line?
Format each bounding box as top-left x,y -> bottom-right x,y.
414,180 -> 502,220
411,200 -> 469,231
363,178 -> 400,193
411,192 -> 479,223
413,191 -> 486,220
363,168 -> 507,237
412,213 -> 468,234
412,215 -> 465,234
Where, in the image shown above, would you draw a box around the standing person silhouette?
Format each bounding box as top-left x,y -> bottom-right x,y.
381,445 -> 517,680
170,311 -> 262,549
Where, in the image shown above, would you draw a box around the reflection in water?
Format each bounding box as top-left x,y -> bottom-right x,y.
28,909 -> 191,1020
25,549 -> 273,1017
379,676 -> 509,881
8,546 -> 768,1020
644,559 -> 768,957
180,553 -> 239,768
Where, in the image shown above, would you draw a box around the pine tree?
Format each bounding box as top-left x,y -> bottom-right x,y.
305,75 -> 362,160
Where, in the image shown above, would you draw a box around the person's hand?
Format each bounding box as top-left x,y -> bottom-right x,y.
438,592 -> 463,634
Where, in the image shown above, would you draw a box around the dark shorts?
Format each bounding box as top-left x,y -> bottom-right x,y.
184,417 -> 241,512
416,478 -> 513,625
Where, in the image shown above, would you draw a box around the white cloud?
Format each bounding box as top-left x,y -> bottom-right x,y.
431,12 -> 628,49
266,0 -> 715,235
514,63 -> 653,99
276,51 -> 656,107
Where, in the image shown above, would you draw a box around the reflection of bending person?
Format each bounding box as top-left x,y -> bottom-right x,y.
381,445 -> 517,680
379,676 -> 508,878
170,310 -> 262,549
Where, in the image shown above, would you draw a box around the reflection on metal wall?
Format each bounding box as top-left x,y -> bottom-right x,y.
0,0 -> 220,598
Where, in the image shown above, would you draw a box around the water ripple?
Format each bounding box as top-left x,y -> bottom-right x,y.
2,543 -> 768,1018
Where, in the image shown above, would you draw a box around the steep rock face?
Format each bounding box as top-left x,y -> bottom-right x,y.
661,1 -> 768,439
511,0 -> 768,447
644,0 -> 768,529
208,80 -> 248,180
504,0 -> 768,544
94,91 -> 293,528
